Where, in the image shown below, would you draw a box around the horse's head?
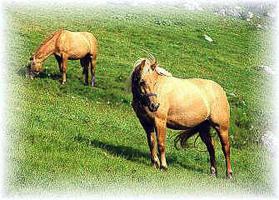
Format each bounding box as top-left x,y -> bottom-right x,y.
28,56 -> 43,77
135,58 -> 160,112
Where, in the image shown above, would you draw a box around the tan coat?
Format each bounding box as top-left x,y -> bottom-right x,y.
131,58 -> 232,178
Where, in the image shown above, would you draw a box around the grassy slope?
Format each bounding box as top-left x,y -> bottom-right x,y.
5,5 -> 273,195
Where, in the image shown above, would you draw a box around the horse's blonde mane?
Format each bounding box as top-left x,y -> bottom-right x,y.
33,29 -> 64,56
127,57 -> 172,92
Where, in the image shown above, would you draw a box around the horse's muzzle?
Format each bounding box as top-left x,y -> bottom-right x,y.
149,102 -> 160,112
30,69 -> 41,77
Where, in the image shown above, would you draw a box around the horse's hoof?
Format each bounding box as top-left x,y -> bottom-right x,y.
210,172 -> 217,177
210,167 -> 217,177
227,173 -> 233,179
152,161 -> 160,169
91,76 -> 96,87
160,166 -> 168,171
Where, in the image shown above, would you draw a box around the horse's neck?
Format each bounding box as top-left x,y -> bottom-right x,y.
34,34 -> 58,62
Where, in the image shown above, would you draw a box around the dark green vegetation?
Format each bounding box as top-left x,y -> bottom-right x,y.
5,4 -> 273,196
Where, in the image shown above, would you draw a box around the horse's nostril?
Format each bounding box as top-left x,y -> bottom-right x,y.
150,103 -> 160,112
155,103 -> 160,109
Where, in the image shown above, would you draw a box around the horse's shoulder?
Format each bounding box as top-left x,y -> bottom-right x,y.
59,29 -> 70,36
57,30 -> 71,40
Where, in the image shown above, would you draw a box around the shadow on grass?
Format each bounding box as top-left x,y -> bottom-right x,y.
18,63 -> 132,107
17,66 -> 28,77
17,65 -> 61,80
74,134 -> 206,174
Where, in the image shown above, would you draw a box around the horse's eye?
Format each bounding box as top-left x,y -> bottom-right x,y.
139,80 -> 145,86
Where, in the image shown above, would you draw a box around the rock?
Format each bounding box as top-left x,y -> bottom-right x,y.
183,2 -> 203,11
260,65 -> 275,75
204,34 -> 213,42
261,131 -> 276,156
248,11 -> 254,19
257,24 -> 263,29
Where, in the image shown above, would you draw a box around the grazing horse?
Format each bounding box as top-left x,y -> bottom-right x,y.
27,29 -> 98,86
130,57 -> 233,178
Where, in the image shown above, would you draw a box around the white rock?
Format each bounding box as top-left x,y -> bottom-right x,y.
204,34 -> 213,42
248,11 -> 254,19
261,131 -> 277,156
183,2 -> 203,11
257,24 -> 263,29
260,65 -> 275,75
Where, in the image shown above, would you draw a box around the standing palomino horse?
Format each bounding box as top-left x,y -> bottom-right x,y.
27,29 -> 98,86
131,57 -> 233,178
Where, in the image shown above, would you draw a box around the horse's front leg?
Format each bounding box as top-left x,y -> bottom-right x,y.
146,129 -> 160,169
61,55 -> 68,84
138,118 -> 160,168
155,118 -> 167,170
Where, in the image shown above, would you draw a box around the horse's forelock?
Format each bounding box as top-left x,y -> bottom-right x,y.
128,58 -> 145,92
129,57 -> 159,91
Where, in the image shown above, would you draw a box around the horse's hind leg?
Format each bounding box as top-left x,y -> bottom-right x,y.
214,125 -> 233,179
199,121 -> 217,177
80,58 -> 89,85
89,54 -> 97,87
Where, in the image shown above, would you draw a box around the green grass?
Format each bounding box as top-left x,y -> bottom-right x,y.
5,4 -> 273,196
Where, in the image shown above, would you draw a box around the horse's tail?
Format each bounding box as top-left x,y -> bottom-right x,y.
174,127 -> 200,150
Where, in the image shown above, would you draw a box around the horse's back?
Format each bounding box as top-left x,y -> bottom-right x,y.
80,32 -> 98,54
163,77 -> 229,127
56,30 -> 97,58
187,78 -> 227,100
162,78 -> 213,127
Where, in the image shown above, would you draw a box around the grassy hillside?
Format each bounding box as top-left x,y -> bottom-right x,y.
5,4 -> 273,196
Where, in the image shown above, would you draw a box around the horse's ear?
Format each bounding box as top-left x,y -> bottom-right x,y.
151,61 -> 158,70
139,59 -> 146,70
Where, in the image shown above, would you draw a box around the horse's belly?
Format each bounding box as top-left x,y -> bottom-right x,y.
166,122 -> 191,130
164,85 -> 210,129
166,112 -> 206,130
65,45 -> 90,59
166,103 -> 209,129
68,53 -> 88,60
